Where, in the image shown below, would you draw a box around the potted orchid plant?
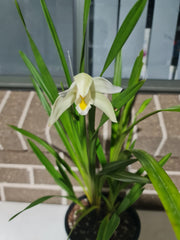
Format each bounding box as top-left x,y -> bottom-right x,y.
10,0 -> 180,239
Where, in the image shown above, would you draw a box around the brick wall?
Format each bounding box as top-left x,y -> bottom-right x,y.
0,90 -> 180,208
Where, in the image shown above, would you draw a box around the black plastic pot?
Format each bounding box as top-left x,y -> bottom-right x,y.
65,196 -> 141,240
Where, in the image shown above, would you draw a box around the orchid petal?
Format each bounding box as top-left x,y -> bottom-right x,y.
93,77 -> 122,94
58,82 -> 76,98
74,73 -> 93,97
48,91 -> 75,127
93,93 -> 117,123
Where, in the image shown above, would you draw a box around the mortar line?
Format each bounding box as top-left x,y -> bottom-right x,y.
0,163 -> 46,169
0,90 -> 11,114
1,182 -> 61,190
45,120 -> 52,144
18,91 -> 35,128
143,190 -> 180,195
28,166 -> 35,185
153,95 -> 167,157
0,91 -> 11,151
61,190 -> 68,205
166,170 -> 180,176
16,91 -> 35,151
0,184 -> 6,201
129,167 -> 180,176
143,189 -> 157,195
73,186 -> 83,192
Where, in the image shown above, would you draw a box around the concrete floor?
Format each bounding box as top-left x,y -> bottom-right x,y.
138,210 -> 176,240
0,201 -> 176,240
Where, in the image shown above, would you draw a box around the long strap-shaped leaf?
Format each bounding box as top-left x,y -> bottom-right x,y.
125,105 -> 180,135
16,1 -> 88,170
20,51 -> 55,104
132,149 -> 180,239
10,125 -> 83,188
96,213 -> 120,240
100,0 -> 147,76
9,195 -> 58,221
15,0 -> 58,102
40,0 -> 72,86
9,194 -> 83,221
97,80 -> 145,131
28,139 -> 75,197
19,50 -> 87,172
117,153 -> 172,215
79,0 -> 91,72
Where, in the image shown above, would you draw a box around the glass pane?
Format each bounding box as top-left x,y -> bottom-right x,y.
0,0 -> 73,87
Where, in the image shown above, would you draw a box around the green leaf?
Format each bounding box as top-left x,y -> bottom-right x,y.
15,0 -> 58,102
28,139 -> 75,196
9,195 -> 58,221
101,0 -> 147,75
128,50 -> 144,87
99,159 -> 136,176
112,51 -> 122,103
119,50 -> 144,129
117,153 -> 172,214
16,1 -> 87,171
96,213 -> 120,240
96,215 -> 109,240
113,51 -> 122,87
80,0 -> 91,72
126,105 -> 180,134
159,153 -> 172,167
9,194 -> 83,222
97,80 -> 145,130
31,77 -> 51,114
117,183 -> 144,215
105,213 -> 120,239
27,80 -> 80,166
135,97 -> 152,117
126,97 -> 152,149
19,51 -> 54,104
19,52 -> 87,172
135,152 -> 172,176
10,123 -> 83,187
107,171 -> 149,184
132,149 -> 180,239
15,0 -> 26,27
112,80 -> 145,110
10,125 -> 55,155
40,0 -> 71,86
96,138 -> 107,166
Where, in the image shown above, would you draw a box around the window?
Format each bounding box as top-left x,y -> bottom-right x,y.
87,0 -> 180,92
0,0 -> 180,92
0,0 -> 73,88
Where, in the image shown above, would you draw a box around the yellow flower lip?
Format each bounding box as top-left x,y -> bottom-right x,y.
79,96 -> 87,110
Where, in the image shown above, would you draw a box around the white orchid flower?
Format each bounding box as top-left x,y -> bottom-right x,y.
48,73 -> 122,126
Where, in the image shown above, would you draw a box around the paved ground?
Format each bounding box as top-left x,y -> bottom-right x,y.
0,90 -> 180,209
0,202 -> 176,240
